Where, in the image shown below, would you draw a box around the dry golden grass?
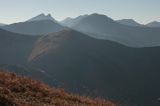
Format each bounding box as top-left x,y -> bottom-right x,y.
0,71 -> 116,106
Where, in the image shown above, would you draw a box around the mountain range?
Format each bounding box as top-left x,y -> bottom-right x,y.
62,13 -> 160,47
0,13 -> 160,106
1,14 -> 65,35
61,15 -> 160,28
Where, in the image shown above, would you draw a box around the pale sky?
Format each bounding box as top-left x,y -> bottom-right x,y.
0,0 -> 160,24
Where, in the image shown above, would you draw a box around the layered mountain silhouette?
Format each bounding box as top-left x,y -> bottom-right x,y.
63,13 -> 160,47
28,29 -> 160,106
146,21 -> 160,27
117,19 -> 142,27
1,13 -> 160,106
1,14 -> 65,35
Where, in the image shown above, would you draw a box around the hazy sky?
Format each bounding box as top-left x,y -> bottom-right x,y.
0,0 -> 159,24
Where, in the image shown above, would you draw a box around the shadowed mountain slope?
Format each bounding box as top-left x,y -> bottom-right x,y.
0,29 -> 39,64
28,29 -> 160,106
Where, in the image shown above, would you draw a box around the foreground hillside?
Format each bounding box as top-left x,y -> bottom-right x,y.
0,71 -> 115,106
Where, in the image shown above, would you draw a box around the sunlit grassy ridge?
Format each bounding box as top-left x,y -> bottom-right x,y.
0,71 -> 115,106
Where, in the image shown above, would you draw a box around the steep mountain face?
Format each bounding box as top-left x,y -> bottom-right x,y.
29,29 -> 160,106
146,21 -> 160,27
61,15 -> 88,27
2,18 -> 65,35
27,13 -> 56,22
0,29 -> 39,64
117,19 -> 142,27
66,13 -> 160,47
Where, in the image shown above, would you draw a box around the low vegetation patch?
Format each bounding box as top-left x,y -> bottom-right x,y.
0,71 -> 115,106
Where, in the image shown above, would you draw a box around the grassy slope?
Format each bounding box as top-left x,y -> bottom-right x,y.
0,71 -> 115,106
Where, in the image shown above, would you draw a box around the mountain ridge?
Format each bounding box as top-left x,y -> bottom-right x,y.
66,13 -> 160,47
117,19 -> 142,27
2,20 -> 65,35
146,21 -> 160,27
1,13 -> 160,106
27,13 -> 57,22
61,15 -> 88,27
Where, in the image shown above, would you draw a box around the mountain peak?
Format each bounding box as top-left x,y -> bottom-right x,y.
27,13 -> 56,22
89,13 -> 111,19
151,21 -> 159,23
61,15 -> 88,27
146,21 -> 160,27
47,13 -> 52,17
117,19 -> 142,26
83,13 -> 114,23
38,13 -> 45,16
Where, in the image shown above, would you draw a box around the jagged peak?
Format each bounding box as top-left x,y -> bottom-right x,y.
27,13 -> 56,22
47,13 -> 52,17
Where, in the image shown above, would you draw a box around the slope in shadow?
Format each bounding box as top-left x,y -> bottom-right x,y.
29,29 -> 160,105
